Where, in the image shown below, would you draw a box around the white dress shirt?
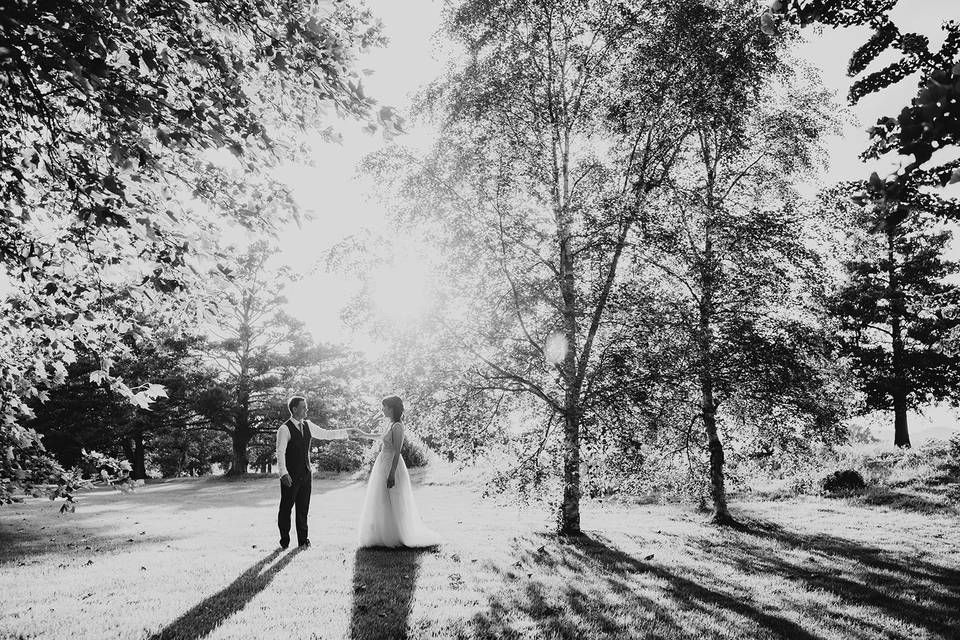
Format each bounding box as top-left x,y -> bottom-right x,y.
276,419 -> 349,477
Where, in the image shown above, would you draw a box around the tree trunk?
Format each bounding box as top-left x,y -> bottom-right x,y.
228,429 -> 251,476
887,226 -> 911,448
560,402 -> 581,535
699,177 -> 733,525
198,435 -> 208,476
558,259 -> 582,536
554,97 -> 581,534
891,314 -> 910,447
123,433 -> 147,480
227,321 -> 253,475
700,372 -> 732,524
557,206 -> 582,535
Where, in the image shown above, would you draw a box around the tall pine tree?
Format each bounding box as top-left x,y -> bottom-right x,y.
833,207 -> 960,447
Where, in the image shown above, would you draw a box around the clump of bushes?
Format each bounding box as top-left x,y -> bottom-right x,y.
309,426 -> 436,477
313,440 -> 367,473
821,469 -> 866,494
744,432 -> 960,506
944,434 -> 960,504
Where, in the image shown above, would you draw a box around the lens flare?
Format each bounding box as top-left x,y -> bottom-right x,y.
544,332 -> 568,364
370,259 -> 431,323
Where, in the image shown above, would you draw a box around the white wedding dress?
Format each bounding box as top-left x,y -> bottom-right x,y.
357,420 -> 440,548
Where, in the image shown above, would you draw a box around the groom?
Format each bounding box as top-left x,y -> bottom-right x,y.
276,395 -> 355,549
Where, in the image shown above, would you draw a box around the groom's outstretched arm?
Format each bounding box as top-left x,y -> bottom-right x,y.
276,425 -> 290,478
305,420 -> 350,441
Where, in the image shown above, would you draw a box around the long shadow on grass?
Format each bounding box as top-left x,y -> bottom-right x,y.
714,518 -> 960,638
147,548 -> 301,640
462,533 -> 824,640
350,547 -> 431,640
855,487 -> 958,515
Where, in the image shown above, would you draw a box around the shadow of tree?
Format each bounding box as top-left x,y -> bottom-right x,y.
456,522 -> 960,640
0,523 -> 179,563
350,547 -> 431,640
720,518 -> 960,638
461,532 -> 824,640
854,487 -> 958,515
147,548 -> 302,640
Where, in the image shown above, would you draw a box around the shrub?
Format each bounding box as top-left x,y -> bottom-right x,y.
401,430 -> 432,468
313,440 -> 366,473
947,434 -> 960,476
821,469 -> 866,494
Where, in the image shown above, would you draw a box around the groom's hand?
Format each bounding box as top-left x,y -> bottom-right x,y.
280,474 -> 292,488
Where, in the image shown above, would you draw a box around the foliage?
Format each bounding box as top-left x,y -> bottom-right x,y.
27,332 -> 216,478
755,436 -> 960,507
2,440 -> 133,511
360,0 -> 799,533
596,5 -> 849,522
831,203 -> 960,446
763,1 -> 960,370
198,241 -> 370,474
0,0 -> 392,502
763,0 -> 960,191
314,439 -> 367,473
821,469 -> 866,493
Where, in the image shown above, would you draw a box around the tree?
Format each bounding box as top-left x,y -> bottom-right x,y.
360,0 -> 799,533
607,4 -> 847,522
763,1 -> 960,189
28,332 -> 215,479
1,0 -> 394,501
832,207 -> 960,447
400,0 -> 710,535
762,3 -> 960,222
762,1 -> 960,447
200,241 -> 365,475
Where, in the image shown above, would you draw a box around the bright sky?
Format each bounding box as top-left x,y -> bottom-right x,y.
272,0 -> 445,348
266,0 -> 959,440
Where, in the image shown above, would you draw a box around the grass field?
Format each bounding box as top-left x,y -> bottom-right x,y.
1,472 -> 958,640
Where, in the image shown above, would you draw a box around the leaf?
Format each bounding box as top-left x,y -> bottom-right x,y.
760,12 -> 777,36
145,383 -> 168,398
130,392 -> 153,410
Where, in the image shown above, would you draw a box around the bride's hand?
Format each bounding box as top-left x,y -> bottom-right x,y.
386,473 -> 395,489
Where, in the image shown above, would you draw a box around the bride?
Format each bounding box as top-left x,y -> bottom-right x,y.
353,396 -> 440,548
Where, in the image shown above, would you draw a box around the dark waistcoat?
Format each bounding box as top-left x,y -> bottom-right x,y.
284,419 -> 312,480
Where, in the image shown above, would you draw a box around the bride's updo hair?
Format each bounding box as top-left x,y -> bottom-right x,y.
382,395 -> 404,422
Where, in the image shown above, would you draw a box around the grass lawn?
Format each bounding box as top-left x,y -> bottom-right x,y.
1,472 -> 958,640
